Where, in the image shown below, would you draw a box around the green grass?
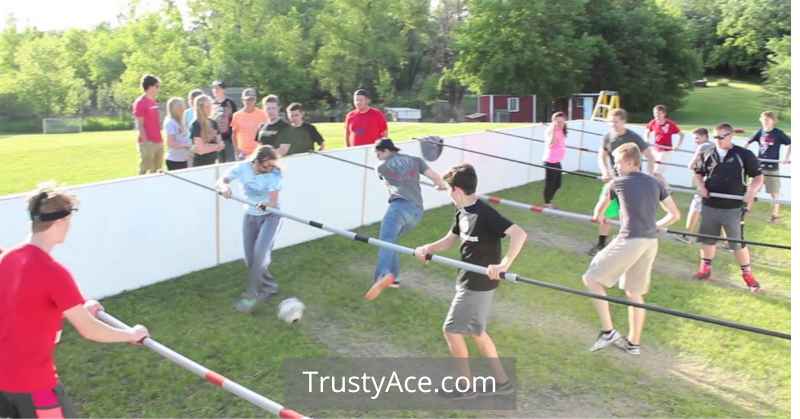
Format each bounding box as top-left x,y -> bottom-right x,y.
54,177 -> 789,418
0,122 -> 523,196
671,78 -> 791,135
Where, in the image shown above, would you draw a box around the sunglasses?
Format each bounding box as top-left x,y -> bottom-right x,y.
713,133 -> 731,140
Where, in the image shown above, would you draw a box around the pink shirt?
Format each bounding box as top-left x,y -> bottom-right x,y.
543,127 -> 566,163
132,95 -> 162,143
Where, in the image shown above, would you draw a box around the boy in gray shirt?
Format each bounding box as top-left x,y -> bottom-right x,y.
364,139 -> 448,300
582,143 -> 680,356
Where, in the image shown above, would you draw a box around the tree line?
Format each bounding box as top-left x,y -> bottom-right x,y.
0,0 -> 790,124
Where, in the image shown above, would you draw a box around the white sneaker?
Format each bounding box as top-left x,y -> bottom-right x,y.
589,329 -> 622,352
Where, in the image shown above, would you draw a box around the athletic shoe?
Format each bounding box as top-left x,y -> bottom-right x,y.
693,264 -> 711,280
234,297 -> 258,313
587,244 -> 604,257
674,234 -> 694,245
389,280 -> 400,289
364,274 -> 396,301
769,215 -> 781,224
613,337 -> 641,356
476,380 -> 515,397
438,386 -> 477,400
589,329 -> 621,352
742,273 -> 761,293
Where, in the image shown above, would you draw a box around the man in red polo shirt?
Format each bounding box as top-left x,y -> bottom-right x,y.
345,89 -> 388,147
132,74 -> 163,175
645,104 -> 684,174
0,184 -> 148,418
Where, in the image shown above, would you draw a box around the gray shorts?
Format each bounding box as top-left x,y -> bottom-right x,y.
698,206 -> 743,249
444,284 -> 494,336
763,169 -> 781,195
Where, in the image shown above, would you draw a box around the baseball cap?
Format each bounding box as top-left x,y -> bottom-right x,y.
374,138 -> 400,152
241,88 -> 257,100
212,80 -> 226,88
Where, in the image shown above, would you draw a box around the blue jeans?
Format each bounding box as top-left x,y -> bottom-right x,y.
374,199 -> 423,282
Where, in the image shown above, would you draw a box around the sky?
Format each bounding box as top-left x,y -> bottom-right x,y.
0,0 -> 189,31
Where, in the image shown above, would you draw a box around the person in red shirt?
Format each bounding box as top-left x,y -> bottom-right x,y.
0,183 -> 149,418
344,89 -> 388,147
132,74 -> 164,175
645,104 -> 684,174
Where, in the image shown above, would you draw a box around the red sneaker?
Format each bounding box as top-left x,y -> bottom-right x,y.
364,274 -> 396,301
742,272 -> 761,293
692,264 -> 711,280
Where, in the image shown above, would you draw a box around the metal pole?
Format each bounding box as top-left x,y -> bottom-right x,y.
96,311 -> 309,419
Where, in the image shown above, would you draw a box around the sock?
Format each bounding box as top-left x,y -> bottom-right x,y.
598,235 -> 608,247
701,258 -> 712,269
740,264 -> 752,275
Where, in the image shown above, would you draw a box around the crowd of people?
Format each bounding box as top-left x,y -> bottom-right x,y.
132,75 -> 390,175
0,74 -> 791,413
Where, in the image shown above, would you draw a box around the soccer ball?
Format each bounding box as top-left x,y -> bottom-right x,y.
277,297 -> 305,324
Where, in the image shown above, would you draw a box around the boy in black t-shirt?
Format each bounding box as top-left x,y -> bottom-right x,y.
746,111 -> 791,223
414,164 -> 527,399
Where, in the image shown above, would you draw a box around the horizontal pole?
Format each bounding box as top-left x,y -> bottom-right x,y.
163,172 -> 790,341
96,310 -> 308,418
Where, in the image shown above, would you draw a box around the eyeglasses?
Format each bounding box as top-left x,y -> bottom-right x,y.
713,133 -> 731,140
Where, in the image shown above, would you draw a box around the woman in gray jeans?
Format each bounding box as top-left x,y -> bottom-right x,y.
217,145 -> 284,313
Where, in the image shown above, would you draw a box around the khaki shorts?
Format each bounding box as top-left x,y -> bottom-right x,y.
138,140 -> 164,174
583,237 -> 658,295
763,169 -> 781,195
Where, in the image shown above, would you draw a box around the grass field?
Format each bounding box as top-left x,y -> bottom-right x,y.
0,122 -> 523,196
53,175 -> 790,417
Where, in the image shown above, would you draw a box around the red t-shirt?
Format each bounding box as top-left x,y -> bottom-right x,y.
646,118 -> 681,150
0,244 -> 85,392
132,95 -> 163,143
345,108 -> 388,147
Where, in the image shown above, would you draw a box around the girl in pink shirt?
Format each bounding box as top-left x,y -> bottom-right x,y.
542,111 -> 567,207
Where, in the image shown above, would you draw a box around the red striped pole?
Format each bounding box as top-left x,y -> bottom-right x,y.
95,311 -> 309,419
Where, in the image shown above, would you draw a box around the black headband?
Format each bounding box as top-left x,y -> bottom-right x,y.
30,191 -> 76,222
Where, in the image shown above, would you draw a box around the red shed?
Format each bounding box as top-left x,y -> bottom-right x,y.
476,95 -> 537,123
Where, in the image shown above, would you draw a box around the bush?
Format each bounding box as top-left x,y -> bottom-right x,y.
82,115 -> 134,131
0,117 -> 40,134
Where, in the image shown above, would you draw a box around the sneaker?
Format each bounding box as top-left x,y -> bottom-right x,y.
476,380 -> 515,397
438,385 -> 477,400
587,244 -> 604,257
589,329 -> 621,352
742,273 -> 761,293
674,234 -> 694,245
364,274 -> 396,301
234,297 -> 258,313
693,264 -> 711,280
613,337 -> 641,356
769,215 -> 781,224
388,280 -> 400,289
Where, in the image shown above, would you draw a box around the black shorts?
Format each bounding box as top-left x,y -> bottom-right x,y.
0,383 -> 76,418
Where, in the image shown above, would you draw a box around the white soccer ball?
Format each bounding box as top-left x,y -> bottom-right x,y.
277,297 -> 305,324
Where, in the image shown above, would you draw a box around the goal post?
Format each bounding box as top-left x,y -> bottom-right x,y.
42,117 -> 83,134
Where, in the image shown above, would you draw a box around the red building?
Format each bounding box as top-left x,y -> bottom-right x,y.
472,95 -> 537,123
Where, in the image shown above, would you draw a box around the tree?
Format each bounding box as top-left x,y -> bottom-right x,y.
762,36 -> 790,114
431,0 -> 468,121
13,35 -> 88,116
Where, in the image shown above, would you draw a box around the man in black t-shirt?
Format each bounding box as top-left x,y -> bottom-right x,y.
414,164 -> 527,399
746,111 -> 791,223
692,123 -> 764,292
256,95 -> 289,148
211,80 -> 238,163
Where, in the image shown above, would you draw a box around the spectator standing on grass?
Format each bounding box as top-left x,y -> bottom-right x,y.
273,102 -> 326,156
190,95 -> 224,167
132,74 -> 163,175
345,89 -> 387,147
746,111 -> 791,224
183,89 -> 204,132
691,123 -> 764,292
211,80 -> 238,163
589,108 -> 659,256
683,128 -> 715,238
542,111 -> 567,208
0,183 -> 148,418
583,144 -> 680,356
257,95 -> 289,148
163,97 -> 192,171
231,88 -> 268,159
645,104 -> 684,174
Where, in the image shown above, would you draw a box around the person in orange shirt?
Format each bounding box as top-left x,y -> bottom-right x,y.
231,88 -> 268,160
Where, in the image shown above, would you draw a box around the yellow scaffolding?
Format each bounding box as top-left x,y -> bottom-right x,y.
590,91 -> 621,121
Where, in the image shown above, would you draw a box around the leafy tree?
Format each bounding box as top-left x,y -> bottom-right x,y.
762,35 -> 790,114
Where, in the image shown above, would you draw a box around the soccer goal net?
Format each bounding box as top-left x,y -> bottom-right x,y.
42,117 -> 83,134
